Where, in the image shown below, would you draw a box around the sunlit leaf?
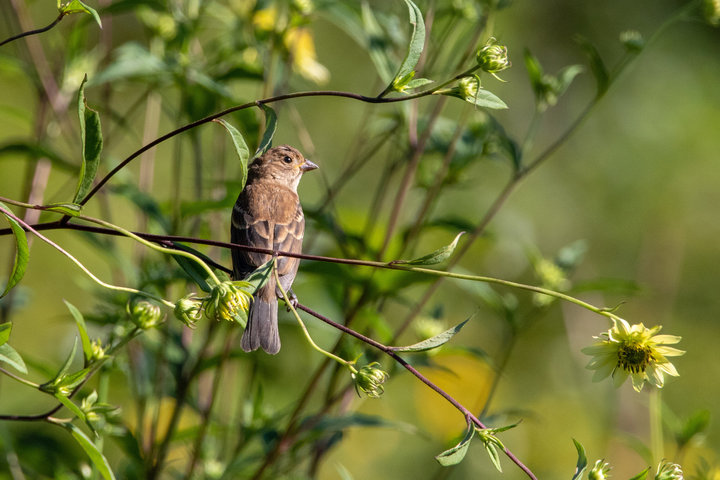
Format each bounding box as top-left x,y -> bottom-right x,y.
73,75 -> 103,204
571,439 -> 588,480
60,0 -> 102,28
435,424 -> 474,466
44,202 -> 83,216
243,259 -> 274,294
390,317 -> 470,352
255,104 -> 277,157
0,343 -> 27,374
380,0 -> 425,96
0,323 -> 10,346
214,119 -> 250,190
391,232 -> 464,265
67,424 -> 116,480
0,202 -> 29,299
64,301 -> 92,365
56,394 -> 87,424
628,467 -> 650,480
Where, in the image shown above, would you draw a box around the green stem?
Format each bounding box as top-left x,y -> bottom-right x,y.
650,387 -> 663,464
273,264 -> 352,369
0,366 -> 40,389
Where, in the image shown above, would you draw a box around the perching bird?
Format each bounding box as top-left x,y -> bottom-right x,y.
231,145 -> 318,354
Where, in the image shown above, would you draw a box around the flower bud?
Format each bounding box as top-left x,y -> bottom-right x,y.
89,338 -> 106,362
458,76 -> 480,100
656,461 -> 683,480
204,281 -> 251,323
174,294 -> 203,328
128,300 -> 163,329
589,460 -> 612,480
476,37 -> 511,74
352,362 -> 389,398
620,30 -> 645,52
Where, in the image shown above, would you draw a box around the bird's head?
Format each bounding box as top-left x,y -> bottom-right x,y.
248,145 -> 318,190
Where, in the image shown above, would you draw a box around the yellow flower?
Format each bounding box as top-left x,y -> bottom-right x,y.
284,28 -> 329,84
581,318 -> 684,392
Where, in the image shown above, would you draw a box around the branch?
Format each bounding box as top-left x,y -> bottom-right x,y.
0,12 -> 65,48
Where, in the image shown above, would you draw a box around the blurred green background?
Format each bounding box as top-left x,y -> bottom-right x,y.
1,0 -> 719,478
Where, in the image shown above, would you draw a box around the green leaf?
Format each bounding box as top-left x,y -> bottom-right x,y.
435,424 -> 475,466
391,232 -> 464,265
255,104 -> 277,157
382,0 -> 425,96
0,202 -> 29,299
43,202 -> 83,216
73,75 -> 104,204
214,119 -> 250,190
406,78 -> 433,89
64,301 -> 92,365
575,36 -> 609,98
67,424 -> 116,480
464,89 -> 508,110
169,242 -> 216,292
48,337 -> 79,386
485,442 -> 502,472
390,317 -> 470,352
60,0 -> 102,29
56,394 -> 87,424
0,323 -> 10,345
243,259 -> 274,294
556,64 -> 584,95
571,439 -> 588,480
0,343 -> 28,374
628,467 -> 650,480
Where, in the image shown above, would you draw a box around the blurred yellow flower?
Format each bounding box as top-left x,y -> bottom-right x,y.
582,318 -> 684,392
284,28 -> 329,84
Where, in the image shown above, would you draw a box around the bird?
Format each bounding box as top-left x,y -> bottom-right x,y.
231,145 -> 318,354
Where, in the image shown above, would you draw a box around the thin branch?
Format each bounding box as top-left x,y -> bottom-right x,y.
0,12 -> 65,48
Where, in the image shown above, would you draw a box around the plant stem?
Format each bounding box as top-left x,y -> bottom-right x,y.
0,367 -> 39,389
650,387 -> 663,464
0,12 -> 65,47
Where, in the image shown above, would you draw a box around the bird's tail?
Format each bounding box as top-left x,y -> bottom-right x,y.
241,297 -> 280,354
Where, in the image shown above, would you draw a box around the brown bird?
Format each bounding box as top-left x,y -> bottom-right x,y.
231,145 -> 318,354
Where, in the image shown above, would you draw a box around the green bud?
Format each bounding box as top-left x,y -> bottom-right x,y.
128,300 -> 164,329
174,294 -> 203,328
476,37 -> 511,74
620,30 -> 645,52
89,338 -> 106,362
656,461 -> 683,480
589,459 -> 612,480
458,76 -> 480,100
704,0 -> 720,26
352,362 -> 389,398
204,281 -> 251,323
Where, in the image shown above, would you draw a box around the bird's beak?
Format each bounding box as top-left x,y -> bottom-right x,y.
301,160 -> 319,172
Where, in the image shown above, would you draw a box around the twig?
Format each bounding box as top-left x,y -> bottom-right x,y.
0,12 -> 65,48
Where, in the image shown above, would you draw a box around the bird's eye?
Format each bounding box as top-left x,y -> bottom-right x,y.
282,156 -> 293,164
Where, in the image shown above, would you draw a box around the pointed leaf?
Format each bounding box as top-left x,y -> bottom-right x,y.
60,0 -> 102,28
44,202 -> 83,216
243,259 -> 274,294
485,443 -> 502,472
64,301 -> 92,364
169,242 -> 215,292
628,467 -> 650,480
575,36 -> 609,98
48,337 -> 79,386
391,317 -> 470,352
214,119 -> 250,190
255,104 -> 277,157
0,343 -> 27,374
381,0 -> 425,96
391,232 -> 464,265
435,425 -> 474,466
56,394 -> 87,424
73,75 -> 103,203
556,64 -> 584,95
67,424 -> 116,480
0,203 -> 29,299
464,89 -> 508,110
571,439 -> 588,480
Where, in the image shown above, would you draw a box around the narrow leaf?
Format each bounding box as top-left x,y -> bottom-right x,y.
0,343 -> 27,374
64,301 -> 92,364
49,337 -> 79,385
255,104 -> 277,157
243,259 -> 274,294
464,89 -> 508,110
73,75 -> 104,203
435,425 -> 475,466
0,202 -> 29,299
571,439 -> 588,480
67,424 -> 116,480
390,317 -> 470,352
169,242 -> 215,292
391,232 -> 464,265
56,394 -> 87,424
214,119 -> 250,190
60,0 -> 103,28
628,467 -> 650,480
575,36 -> 609,98
44,202 -> 83,216
381,0 -> 425,96
486,443 -> 502,472
0,323 -> 11,346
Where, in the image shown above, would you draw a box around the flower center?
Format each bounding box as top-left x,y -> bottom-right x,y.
617,342 -> 653,373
